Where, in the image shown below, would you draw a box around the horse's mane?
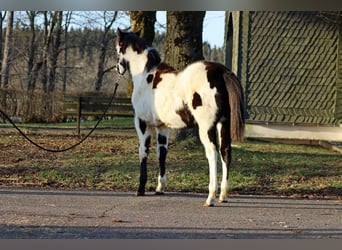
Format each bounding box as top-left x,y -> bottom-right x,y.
117,30 -> 162,72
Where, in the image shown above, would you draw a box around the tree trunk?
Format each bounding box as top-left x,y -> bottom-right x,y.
48,11 -> 63,93
127,11 -> 156,97
130,11 -> 156,44
164,11 -> 205,141
41,12 -> 56,93
1,11 -> 14,89
26,11 -> 37,91
63,11 -> 72,92
95,11 -> 117,92
164,11 -> 205,70
224,11 -> 233,70
0,12 -> 6,83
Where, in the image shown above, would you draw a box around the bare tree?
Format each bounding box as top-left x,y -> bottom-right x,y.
0,11 -> 8,120
26,11 -> 39,91
94,11 -> 118,91
48,11 -> 63,93
0,11 -> 7,76
41,11 -> 58,93
1,11 -> 14,89
62,11 -> 72,92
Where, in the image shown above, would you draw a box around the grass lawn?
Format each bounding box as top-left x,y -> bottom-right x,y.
0,126 -> 341,198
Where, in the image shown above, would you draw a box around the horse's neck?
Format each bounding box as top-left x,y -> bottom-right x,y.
127,46 -> 163,79
131,66 -> 152,96
130,62 -> 147,78
129,52 -> 153,88
126,48 -> 149,77
132,73 -> 149,89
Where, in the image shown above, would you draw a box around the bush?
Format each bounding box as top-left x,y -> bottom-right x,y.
0,89 -> 64,123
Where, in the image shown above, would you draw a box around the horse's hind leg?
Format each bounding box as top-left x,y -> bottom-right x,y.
217,121 -> 232,203
155,127 -> 170,195
135,117 -> 152,196
199,126 -> 218,207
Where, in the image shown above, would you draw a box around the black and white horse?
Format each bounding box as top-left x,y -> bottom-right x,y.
115,28 -> 244,206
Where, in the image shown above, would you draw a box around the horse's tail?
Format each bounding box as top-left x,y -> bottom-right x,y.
224,70 -> 245,142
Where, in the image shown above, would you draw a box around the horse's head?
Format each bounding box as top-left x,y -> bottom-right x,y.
115,28 -> 129,75
115,28 -> 145,75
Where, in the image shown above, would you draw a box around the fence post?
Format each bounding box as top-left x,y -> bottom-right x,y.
0,89 -> 7,123
77,96 -> 81,136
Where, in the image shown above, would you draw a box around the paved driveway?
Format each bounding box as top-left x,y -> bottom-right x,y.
0,187 -> 341,238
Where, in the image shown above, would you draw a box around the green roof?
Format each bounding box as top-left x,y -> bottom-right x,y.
239,11 -> 342,125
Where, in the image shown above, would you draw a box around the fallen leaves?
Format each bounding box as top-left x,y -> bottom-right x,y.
111,218 -> 124,223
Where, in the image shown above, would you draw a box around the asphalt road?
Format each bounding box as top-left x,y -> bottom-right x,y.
0,187 -> 341,239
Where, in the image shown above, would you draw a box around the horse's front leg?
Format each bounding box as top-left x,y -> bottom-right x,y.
135,117 -> 152,196
155,127 -> 170,195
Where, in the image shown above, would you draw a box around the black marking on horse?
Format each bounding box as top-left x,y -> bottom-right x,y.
204,61 -> 231,123
204,61 -> 227,90
146,74 -> 154,83
137,157 -> 148,195
207,125 -> 218,148
153,63 -> 177,89
145,49 -> 161,72
157,134 -> 167,145
138,133 -> 151,196
139,118 -> 147,134
192,92 -> 202,110
204,61 -> 244,141
176,104 -> 196,128
219,120 -> 231,175
158,146 -> 167,177
144,136 -> 151,155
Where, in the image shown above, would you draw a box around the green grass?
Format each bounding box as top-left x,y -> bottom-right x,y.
0,129 -> 341,198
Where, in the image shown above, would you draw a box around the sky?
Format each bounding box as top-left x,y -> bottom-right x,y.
155,11 -> 225,48
11,11 -> 225,48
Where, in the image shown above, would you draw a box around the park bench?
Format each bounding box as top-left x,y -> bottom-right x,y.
63,93 -> 133,135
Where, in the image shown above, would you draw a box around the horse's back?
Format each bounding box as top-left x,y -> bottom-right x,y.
178,60 -> 244,140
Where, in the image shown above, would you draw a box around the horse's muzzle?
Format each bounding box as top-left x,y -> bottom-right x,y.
116,64 -> 125,75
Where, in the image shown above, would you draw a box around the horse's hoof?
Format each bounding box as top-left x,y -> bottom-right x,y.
155,191 -> 165,195
136,191 -> 145,196
218,199 -> 228,203
203,202 -> 214,207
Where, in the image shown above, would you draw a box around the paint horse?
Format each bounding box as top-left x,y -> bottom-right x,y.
115,28 -> 245,206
